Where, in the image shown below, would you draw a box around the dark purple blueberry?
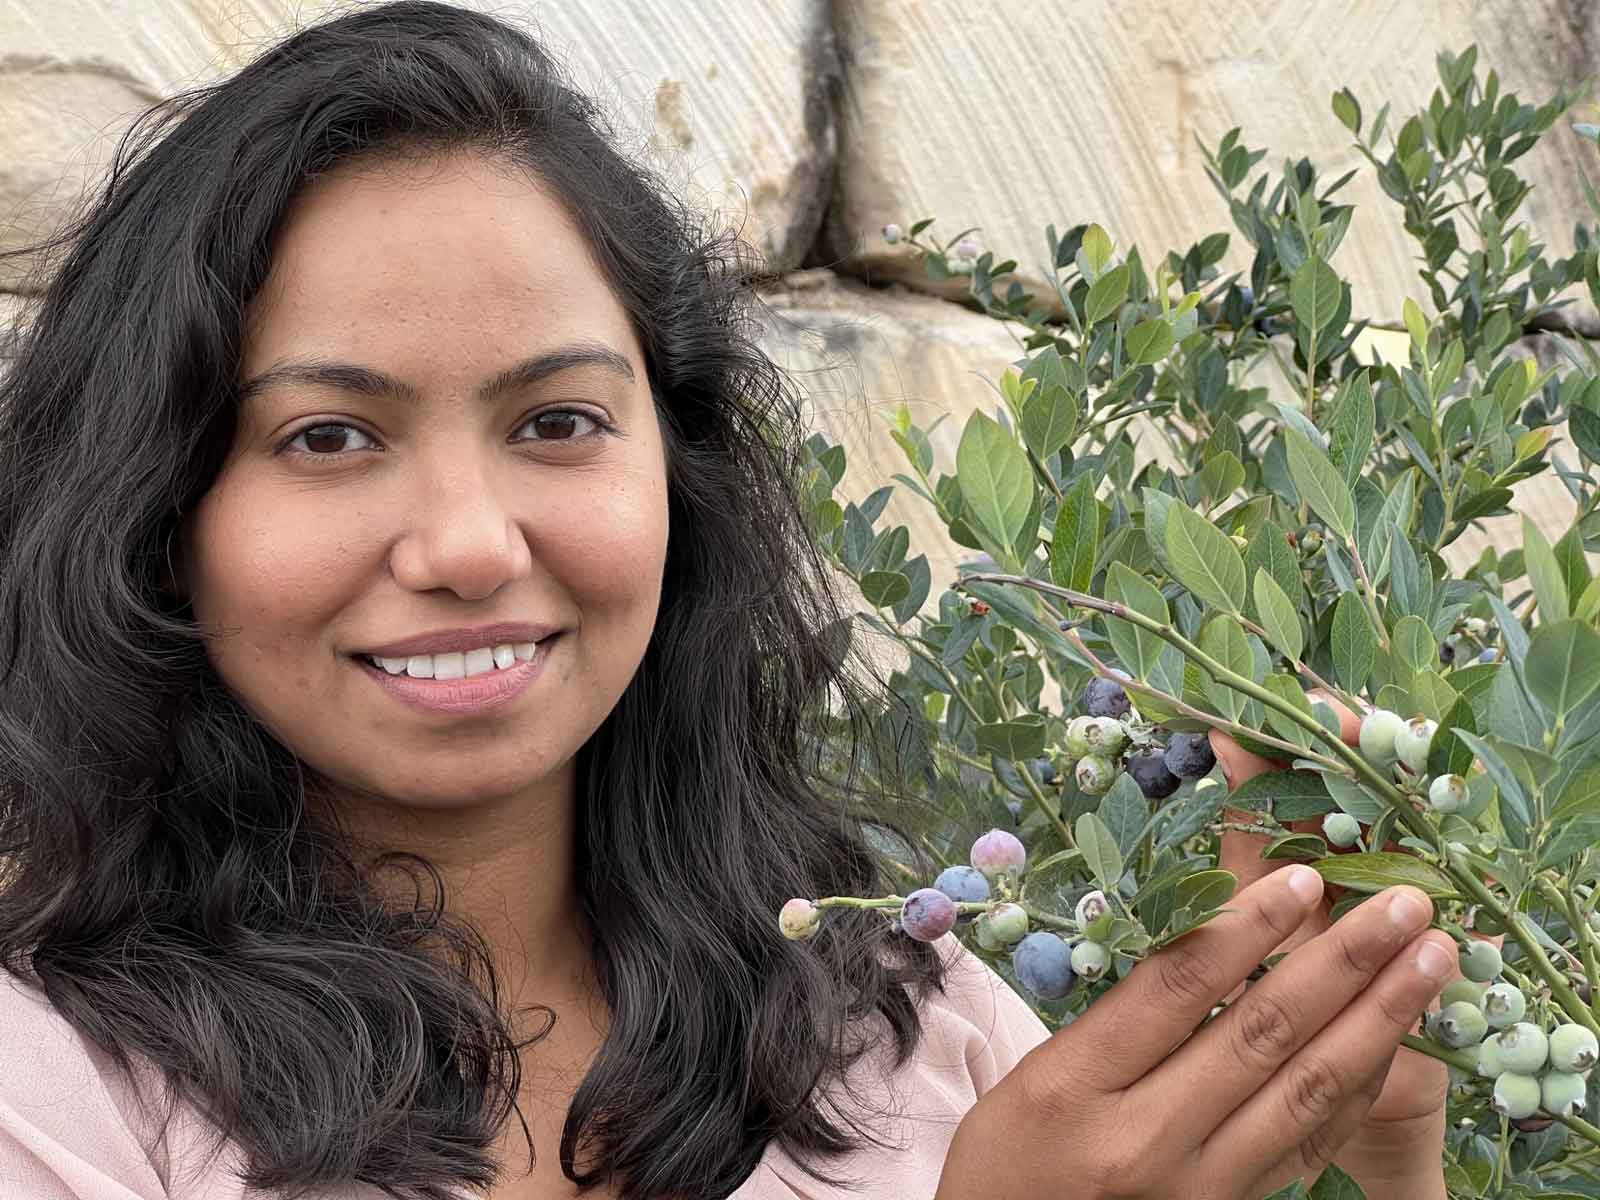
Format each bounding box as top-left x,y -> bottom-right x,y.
1083,677 -> 1131,718
1479,647 -> 1498,664
900,888 -> 958,942
1439,641 -> 1456,666
1127,750 -> 1181,800
1163,732 -> 1216,780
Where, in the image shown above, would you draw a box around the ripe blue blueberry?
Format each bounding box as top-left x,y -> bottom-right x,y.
934,865 -> 991,906
1394,717 -> 1437,774
779,898 -> 821,941
1075,889 -> 1109,927
1542,1071 -> 1588,1117
970,829 -> 1027,883
1012,932 -> 1075,999
1436,1001 -> 1488,1048
1493,1072 -> 1543,1119
1492,1022 -> 1548,1073
1460,940 -> 1503,983
1070,940 -> 1111,981
1322,812 -> 1361,848
1083,677 -> 1131,718
1126,750 -> 1181,800
1483,982 -> 1527,1029
1549,1024 -> 1599,1073
1075,754 -> 1118,796
1358,709 -> 1405,763
1164,732 -> 1216,779
899,888 -> 957,942
1478,646 -> 1498,664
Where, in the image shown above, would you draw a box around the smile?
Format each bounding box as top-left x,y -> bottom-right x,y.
362,641 -> 539,679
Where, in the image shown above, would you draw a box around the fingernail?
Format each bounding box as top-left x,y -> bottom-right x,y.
1286,864 -> 1322,903
1388,890 -> 1431,933
1414,938 -> 1452,980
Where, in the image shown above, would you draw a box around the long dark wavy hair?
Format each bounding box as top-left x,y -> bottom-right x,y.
0,4 -> 950,1197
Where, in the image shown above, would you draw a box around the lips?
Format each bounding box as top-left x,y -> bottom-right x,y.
357,622 -> 562,658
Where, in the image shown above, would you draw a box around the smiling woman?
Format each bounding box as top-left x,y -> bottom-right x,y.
0,3 -> 1048,1200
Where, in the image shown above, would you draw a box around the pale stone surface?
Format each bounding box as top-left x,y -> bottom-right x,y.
829,0 -> 1600,332
0,0 -> 831,291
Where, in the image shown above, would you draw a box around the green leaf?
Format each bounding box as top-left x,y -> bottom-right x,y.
1290,255 -> 1342,335
1050,472 -> 1101,592
1309,1163 -> 1368,1200
1525,619 -> 1600,719
1262,673 -> 1315,748
860,570 -> 910,608
974,719 -> 1048,761
1105,562 -> 1169,679
1331,592 -> 1378,695
1084,263 -> 1130,327
1176,868 -> 1237,912
1098,774 -> 1148,861
1227,771 -> 1335,820
1126,317 -> 1175,365
1392,614 -> 1435,675
1079,224 -> 1113,280
1253,569 -> 1304,664
1326,371 -> 1375,490
1285,428 -> 1356,541
1075,811 -> 1124,890
956,411 -> 1036,568
1166,503 -> 1246,614
1020,382 -> 1080,464
1199,615 -> 1256,720
1311,852 -> 1455,898
1330,88 -> 1362,135
1522,516 -> 1570,623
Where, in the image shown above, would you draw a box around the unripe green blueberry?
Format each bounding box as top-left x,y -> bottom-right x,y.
1394,716 -> 1437,774
1075,890 -> 1109,927
1074,753 -> 1118,796
1082,716 -> 1127,756
1322,812 -> 1361,848
1070,940 -> 1111,982
969,829 -> 1027,884
1429,774 -> 1469,813
1492,1022 -> 1549,1074
1460,940 -> 1503,983
1493,1072 -> 1543,1119
1359,709 -> 1406,763
1483,982 -> 1527,1028
1441,979 -> 1488,1009
1064,715 -> 1096,758
779,898 -> 821,941
1436,1001 -> 1489,1049
1542,1071 -> 1588,1117
1549,1024 -> 1600,1073
1476,1035 -> 1504,1079
985,902 -> 1029,946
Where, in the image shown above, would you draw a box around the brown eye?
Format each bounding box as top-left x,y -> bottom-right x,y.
284,423 -> 377,456
519,409 -> 606,442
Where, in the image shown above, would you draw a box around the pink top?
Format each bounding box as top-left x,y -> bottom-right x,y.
0,933 -> 1050,1199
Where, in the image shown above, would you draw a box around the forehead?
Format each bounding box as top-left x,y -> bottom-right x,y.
243,152 -> 637,375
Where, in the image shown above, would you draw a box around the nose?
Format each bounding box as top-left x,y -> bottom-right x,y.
386,452 -> 534,602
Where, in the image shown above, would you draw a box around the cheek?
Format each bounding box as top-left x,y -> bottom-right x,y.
542,470 -> 670,614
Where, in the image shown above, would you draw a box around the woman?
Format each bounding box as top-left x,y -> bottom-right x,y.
0,3 -> 1455,1198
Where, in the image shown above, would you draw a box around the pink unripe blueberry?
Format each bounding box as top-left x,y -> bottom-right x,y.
954,236 -> 981,260
779,898 -> 821,941
882,223 -> 903,244
1076,889 -> 1109,927
899,888 -> 957,942
970,829 -> 1026,883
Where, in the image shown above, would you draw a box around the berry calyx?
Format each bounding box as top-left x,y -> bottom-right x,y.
1483,982 -> 1527,1029
1164,732 -> 1217,779
1126,750 -> 1181,800
1358,709 -> 1406,764
779,898 -> 821,941
1322,812 -> 1361,848
970,829 -> 1027,884
899,888 -> 957,942
1459,940 -> 1503,983
1083,676 -> 1131,718
1012,932 -> 1074,1000
1070,940 -> 1111,982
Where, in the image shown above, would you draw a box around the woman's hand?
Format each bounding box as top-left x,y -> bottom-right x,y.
1210,692 -> 1495,1196
933,866 -> 1453,1199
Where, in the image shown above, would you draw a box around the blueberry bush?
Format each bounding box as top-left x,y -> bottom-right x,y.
781,46 -> 1600,1199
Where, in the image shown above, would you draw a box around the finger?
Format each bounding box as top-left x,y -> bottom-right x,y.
1056,864 -> 1326,1094
1134,884 -> 1438,1146
1209,728 -> 1281,789
1247,1053 -> 1398,1199
1305,689 -> 1362,746
1200,927 -> 1454,1176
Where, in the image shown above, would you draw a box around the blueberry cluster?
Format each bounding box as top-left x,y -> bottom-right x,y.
1062,675 -> 1217,800
1423,940 -> 1596,1121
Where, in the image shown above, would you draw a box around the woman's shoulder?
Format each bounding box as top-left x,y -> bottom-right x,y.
733,932 -> 1050,1200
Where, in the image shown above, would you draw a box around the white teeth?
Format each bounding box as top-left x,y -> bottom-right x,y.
366,640 -> 543,679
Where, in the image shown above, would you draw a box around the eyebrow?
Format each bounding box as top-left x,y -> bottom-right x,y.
237,341 -> 636,406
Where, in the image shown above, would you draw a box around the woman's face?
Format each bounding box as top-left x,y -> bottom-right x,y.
181,151 -> 670,818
